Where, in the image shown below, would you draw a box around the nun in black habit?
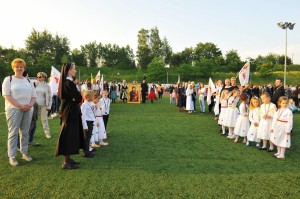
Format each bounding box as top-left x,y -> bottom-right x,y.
55,63 -> 85,169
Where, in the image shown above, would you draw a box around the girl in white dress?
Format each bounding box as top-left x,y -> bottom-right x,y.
257,92 -> 277,151
270,96 -> 293,159
91,92 -> 108,147
224,89 -> 240,139
218,90 -> 229,135
186,84 -> 194,114
234,93 -> 250,143
246,97 -> 261,147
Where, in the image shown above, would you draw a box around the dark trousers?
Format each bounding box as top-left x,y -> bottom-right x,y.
142,92 -> 147,103
84,121 -> 94,154
208,96 -> 214,113
158,91 -> 163,99
103,114 -> 109,130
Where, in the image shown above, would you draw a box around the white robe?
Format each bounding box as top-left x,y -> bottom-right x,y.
234,102 -> 250,137
224,96 -> 239,127
257,103 -> 277,140
247,108 -> 261,142
185,88 -> 194,111
270,108 -> 293,148
91,102 -> 107,142
218,98 -> 228,125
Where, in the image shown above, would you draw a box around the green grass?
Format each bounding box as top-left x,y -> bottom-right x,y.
0,96 -> 300,198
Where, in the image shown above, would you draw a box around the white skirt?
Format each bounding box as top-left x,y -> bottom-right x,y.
270,122 -> 291,148
234,115 -> 250,137
186,95 -> 194,111
218,108 -> 227,125
257,118 -> 272,140
224,107 -> 239,127
92,117 -> 107,142
247,124 -> 259,142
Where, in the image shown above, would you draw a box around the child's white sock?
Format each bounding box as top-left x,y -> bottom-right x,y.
222,126 -> 226,134
280,147 -> 286,157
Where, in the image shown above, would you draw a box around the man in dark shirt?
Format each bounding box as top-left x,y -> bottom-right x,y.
228,77 -> 238,91
141,79 -> 148,103
271,78 -> 285,107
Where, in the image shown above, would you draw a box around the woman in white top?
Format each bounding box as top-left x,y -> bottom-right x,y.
35,72 -> 52,138
2,58 -> 37,166
186,84 -> 194,114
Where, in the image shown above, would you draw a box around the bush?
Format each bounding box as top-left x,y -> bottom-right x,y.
147,57 -> 167,82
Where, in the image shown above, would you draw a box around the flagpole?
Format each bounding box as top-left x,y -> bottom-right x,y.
79,69 -> 81,82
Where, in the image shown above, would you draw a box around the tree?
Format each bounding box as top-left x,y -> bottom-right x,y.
81,41 -> 98,67
25,29 -> 54,64
161,37 -> 172,64
136,28 -> 152,69
194,42 -> 222,61
170,53 -> 182,67
225,50 -> 242,72
71,48 -> 87,66
257,62 -> 274,77
181,47 -> 194,64
194,58 -> 215,77
147,57 -> 167,82
178,63 -> 193,81
149,27 -> 163,58
52,34 -> 70,65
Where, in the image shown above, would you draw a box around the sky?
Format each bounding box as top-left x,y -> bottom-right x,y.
1,0 -> 299,63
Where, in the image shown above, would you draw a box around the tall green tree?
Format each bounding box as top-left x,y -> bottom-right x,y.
194,42 -> 222,62
147,57 -> 167,82
136,28 -> 152,69
225,50 -> 242,72
149,27 -> 163,58
52,34 -> 70,65
181,47 -> 194,64
81,41 -> 98,67
161,37 -> 172,64
71,48 -> 87,66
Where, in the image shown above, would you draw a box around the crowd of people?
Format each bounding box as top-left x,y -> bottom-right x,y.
168,77 -> 299,159
2,58 -> 299,168
2,59 -> 111,169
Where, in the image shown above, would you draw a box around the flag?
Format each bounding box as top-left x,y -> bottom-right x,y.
207,78 -> 216,105
95,70 -> 101,82
91,73 -> 94,83
238,62 -> 250,86
49,66 -> 60,95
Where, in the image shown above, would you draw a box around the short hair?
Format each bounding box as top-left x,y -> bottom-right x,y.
260,92 -> 270,99
11,58 -> 26,69
93,91 -> 100,99
231,77 -> 236,80
276,78 -> 282,82
83,90 -> 93,99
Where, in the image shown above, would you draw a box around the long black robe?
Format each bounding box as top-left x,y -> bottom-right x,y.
55,80 -> 85,156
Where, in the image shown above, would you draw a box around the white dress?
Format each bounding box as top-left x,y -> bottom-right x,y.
92,102 -> 107,142
234,103 -> 250,137
257,103 -> 277,140
224,96 -> 239,127
214,86 -> 222,115
247,108 -> 261,142
218,98 -> 228,125
185,88 -> 194,111
270,108 -> 293,148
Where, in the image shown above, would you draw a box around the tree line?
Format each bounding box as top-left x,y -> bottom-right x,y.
0,27 -> 294,80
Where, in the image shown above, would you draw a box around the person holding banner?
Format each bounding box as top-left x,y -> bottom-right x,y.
55,63 -> 85,169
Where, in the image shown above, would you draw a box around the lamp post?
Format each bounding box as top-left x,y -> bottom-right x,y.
277,22 -> 295,86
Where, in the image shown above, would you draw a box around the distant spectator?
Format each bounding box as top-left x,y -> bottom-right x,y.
271,79 -> 285,107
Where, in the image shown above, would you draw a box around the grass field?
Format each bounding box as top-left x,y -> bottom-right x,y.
0,96 -> 300,198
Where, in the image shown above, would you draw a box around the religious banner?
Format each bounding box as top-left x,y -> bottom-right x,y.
239,62 -> 250,86
127,83 -> 141,104
49,66 -> 60,95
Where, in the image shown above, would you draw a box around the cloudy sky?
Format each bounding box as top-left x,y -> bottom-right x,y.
1,0 -> 299,63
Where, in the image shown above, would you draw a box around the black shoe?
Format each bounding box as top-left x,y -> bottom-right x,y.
82,152 -> 94,158
258,147 -> 267,150
69,159 -> 80,165
90,148 -> 96,152
267,149 -> 274,152
62,163 -> 79,170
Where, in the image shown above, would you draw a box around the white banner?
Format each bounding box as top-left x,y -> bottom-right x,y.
239,62 -> 250,86
49,66 -> 60,96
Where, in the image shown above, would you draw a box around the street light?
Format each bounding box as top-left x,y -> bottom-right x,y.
277,22 -> 295,86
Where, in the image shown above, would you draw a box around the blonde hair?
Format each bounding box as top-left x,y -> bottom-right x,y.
37,72 -> 47,78
277,96 -> 288,108
249,97 -> 261,110
220,90 -> 229,100
11,58 -> 26,69
83,90 -> 94,99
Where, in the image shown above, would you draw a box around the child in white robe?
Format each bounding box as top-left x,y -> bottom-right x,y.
246,97 -> 261,147
270,96 -> 293,159
234,93 -> 250,143
257,92 -> 277,151
218,90 -> 229,135
224,89 -> 240,139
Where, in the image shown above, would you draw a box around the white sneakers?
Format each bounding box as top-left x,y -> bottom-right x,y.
9,158 -> 19,166
45,133 -> 52,139
9,154 -> 33,166
22,154 -> 33,161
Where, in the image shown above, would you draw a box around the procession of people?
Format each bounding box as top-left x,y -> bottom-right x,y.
2,58 -> 299,168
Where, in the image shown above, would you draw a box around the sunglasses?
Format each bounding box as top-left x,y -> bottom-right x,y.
37,76 -> 45,78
